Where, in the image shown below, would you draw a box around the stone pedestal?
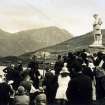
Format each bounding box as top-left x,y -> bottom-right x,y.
89,45 -> 105,54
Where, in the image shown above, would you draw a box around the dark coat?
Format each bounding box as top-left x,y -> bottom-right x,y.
82,66 -> 94,80
95,75 -> 105,100
44,71 -> 58,103
28,61 -> 39,71
66,73 -> 92,105
28,61 -> 40,89
54,61 -> 63,76
0,82 -> 13,105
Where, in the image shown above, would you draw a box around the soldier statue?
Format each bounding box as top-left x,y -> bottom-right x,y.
93,14 -> 103,46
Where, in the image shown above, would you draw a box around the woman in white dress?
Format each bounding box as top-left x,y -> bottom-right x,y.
55,63 -> 70,105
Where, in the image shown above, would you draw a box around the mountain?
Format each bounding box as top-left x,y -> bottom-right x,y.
0,26 -> 72,57
21,29 -> 105,59
41,29 -> 105,53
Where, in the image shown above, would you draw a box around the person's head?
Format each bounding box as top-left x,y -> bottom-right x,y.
17,86 -> 25,95
81,52 -> 87,60
63,55 -> 67,62
82,49 -> 86,52
60,63 -> 69,77
68,52 -> 73,59
72,61 -> 82,73
97,51 -> 103,59
9,64 -> 15,69
34,93 -> 47,105
57,55 -> 62,60
93,14 -> 98,19
77,57 -> 83,65
32,55 -> 37,61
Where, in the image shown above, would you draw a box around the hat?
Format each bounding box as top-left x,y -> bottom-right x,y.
60,63 -> 69,74
8,80 -> 14,85
82,62 -> 87,66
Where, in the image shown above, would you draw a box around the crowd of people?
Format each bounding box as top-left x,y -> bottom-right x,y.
1,49 -> 105,105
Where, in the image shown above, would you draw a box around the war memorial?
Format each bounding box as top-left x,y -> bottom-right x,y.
89,14 -> 105,53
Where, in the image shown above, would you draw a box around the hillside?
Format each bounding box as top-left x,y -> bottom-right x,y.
41,29 -> 105,53
0,26 -> 72,57
21,29 -> 105,59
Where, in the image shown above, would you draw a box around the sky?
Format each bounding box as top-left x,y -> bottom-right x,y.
0,0 -> 105,36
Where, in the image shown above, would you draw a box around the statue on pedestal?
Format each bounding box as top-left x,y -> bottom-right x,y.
89,14 -> 105,54
93,14 -> 103,46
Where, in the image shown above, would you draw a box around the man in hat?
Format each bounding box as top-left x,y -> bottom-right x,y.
66,62 -> 92,105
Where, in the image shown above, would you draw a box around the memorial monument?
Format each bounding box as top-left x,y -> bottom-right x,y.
89,14 -> 105,53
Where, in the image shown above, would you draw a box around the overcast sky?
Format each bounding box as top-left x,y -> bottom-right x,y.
0,0 -> 105,36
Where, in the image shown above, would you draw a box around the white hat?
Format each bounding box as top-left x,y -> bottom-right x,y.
82,62 -> 87,66
60,63 -> 69,74
8,80 -> 14,85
